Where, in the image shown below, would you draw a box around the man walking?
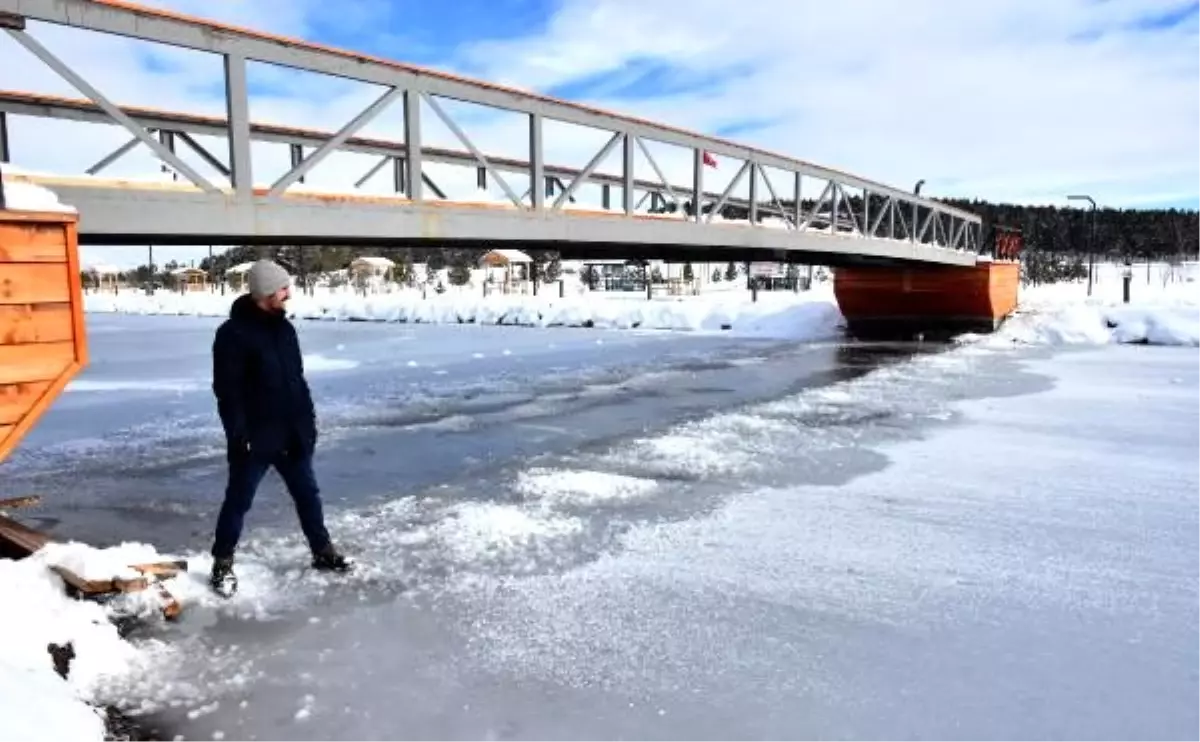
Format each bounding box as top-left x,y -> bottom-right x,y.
209,259 -> 350,597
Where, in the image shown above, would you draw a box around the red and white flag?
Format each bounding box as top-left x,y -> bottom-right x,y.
702,151 -> 718,168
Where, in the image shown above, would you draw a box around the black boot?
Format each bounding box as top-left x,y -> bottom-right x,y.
311,544 -> 352,572
210,556 -> 238,597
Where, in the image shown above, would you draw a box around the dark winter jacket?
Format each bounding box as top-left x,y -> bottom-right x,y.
212,294 -> 317,458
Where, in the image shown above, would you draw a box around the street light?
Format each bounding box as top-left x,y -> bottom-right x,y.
1067,194 -> 1097,296
914,179 -> 925,196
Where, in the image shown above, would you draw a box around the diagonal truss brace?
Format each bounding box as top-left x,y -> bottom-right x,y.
951,218 -> 968,250
552,131 -> 622,210
422,92 -> 523,208
704,160 -> 750,223
917,208 -> 936,243
268,85 -> 403,196
832,183 -> 862,235
4,28 -> 218,193
756,165 -> 795,229
799,181 -> 834,231
633,136 -> 681,207
868,195 -> 892,238
85,135 -> 140,175
175,131 -> 231,177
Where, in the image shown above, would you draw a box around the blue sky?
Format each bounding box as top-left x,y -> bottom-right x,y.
0,0 -> 1196,266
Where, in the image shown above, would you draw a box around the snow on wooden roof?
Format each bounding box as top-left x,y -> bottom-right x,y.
225,261 -> 255,274
349,256 -> 395,268
481,248 -> 532,265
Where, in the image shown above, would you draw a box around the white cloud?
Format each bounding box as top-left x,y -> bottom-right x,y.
0,0 -> 1195,268
459,0 -> 1199,208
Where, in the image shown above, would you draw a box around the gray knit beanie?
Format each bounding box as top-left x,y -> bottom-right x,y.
247,259 -> 291,298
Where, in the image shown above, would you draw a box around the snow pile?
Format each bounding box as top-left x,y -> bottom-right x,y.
84,288 -> 846,341
36,541 -> 165,582
988,279 -> 1199,348
0,541 -> 177,741
431,501 -> 584,569
0,171 -> 78,213
515,468 -> 660,508
988,305 -> 1198,348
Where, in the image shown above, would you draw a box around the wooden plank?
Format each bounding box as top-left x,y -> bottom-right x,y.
63,221 -> 88,369
0,304 -> 75,345
0,210 -> 78,226
0,381 -> 53,425
131,559 -> 189,577
47,564 -> 147,595
0,342 -> 74,385
0,511 -> 51,558
0,495 -> 41,509
0,263 -> 71,305
0,222 -> 68,262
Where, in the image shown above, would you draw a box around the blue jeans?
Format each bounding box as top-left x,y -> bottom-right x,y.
211,448 -> 332,560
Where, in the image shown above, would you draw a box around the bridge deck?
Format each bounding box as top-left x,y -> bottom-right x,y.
5,171 -> 975,266
0,0 -> 982,267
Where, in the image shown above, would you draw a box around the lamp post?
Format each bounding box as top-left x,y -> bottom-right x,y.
1067,194 -> 1096,296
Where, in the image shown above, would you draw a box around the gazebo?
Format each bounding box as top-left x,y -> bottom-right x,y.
224,261 -> 254,291
170,266 -> 208,293
479,249 -> 532,294
84,263 -> 123,293
348,256 -> 395,280
348,256 -> 396,294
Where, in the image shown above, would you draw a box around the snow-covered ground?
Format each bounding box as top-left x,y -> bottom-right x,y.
2,307 -> 1196,739
83,260 -> 1199,347
993,263 -> 1198,347
4,162 -> 1195,734
83,283 -> 848,341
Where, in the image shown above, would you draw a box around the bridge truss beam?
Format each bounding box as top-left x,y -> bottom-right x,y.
0,0 -> 982,266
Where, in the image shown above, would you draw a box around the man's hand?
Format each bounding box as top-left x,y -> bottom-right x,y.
228,436 -> 251,461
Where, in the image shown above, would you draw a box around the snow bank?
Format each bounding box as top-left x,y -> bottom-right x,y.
0,541 -> 178,741
0,174 -> 78,213
983,280 -> 1199,348
84,288 -> 846,341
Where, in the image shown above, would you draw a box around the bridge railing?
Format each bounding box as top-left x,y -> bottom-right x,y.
0,0 -> 981,253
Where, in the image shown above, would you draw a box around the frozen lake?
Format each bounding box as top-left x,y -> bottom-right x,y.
2,314 -> 1196,740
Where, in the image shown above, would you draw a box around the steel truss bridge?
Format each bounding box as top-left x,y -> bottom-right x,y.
0,0 -> 982,266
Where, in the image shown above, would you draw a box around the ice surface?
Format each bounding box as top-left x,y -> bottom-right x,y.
457,346 -> 1198,739
302,354 -> 360,372
515,468 -> 660,508
7,270 -> 1198,739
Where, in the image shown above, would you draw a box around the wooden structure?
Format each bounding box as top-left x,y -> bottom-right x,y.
348,256 -> 395,279
84,262 -> 123,292
0,208 -> 186,618
223,260 -> 253,290
480,248 -> 532,294
348,256 -> 396,294
170,265 -> 208,292
833,259 -> 1021,339
0,210 -> 87,464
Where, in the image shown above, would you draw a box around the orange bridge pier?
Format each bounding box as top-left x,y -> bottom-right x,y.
833,259 -> 1021,340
